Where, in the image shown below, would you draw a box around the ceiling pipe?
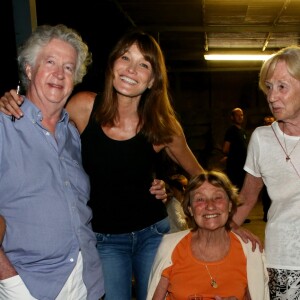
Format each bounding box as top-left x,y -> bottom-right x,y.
262,0 -> 291,51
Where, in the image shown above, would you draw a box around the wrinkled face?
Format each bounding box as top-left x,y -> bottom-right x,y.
265,60 -> 300,122
112,43 -> 154,98
26,38 -> 76,109
188,181 -> 232,231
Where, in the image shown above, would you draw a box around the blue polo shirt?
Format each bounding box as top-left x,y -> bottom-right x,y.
0,98 -> 104,300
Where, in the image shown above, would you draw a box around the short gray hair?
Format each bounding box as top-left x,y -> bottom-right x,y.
18,24 -> 92,90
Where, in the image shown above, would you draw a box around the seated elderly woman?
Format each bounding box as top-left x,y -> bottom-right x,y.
147,170 -> 269,300
0,215 -> 5,245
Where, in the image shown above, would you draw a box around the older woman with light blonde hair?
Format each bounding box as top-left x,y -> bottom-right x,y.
232,45 -> 300,299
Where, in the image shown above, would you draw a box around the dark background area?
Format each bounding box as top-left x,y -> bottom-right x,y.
1,0 -> 270,169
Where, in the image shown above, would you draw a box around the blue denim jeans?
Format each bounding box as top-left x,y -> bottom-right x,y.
96,217 -> 170,300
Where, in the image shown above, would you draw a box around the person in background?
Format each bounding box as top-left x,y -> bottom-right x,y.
0,216 -> 5,246
260,115 -> 275,222
147,170 -> 269,300
222,107 -> 250,224
232,45 -> 300,299
0,24 -> 104,300
165,174 -> 189,233
263,115 -> 275,127
0,28 -> 204,300
222,107 -> 247,191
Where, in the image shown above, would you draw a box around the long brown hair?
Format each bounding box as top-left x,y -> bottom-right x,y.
94,28 -> 181,144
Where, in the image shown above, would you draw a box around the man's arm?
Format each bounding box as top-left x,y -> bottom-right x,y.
0,216 -> 18,280
0,248 -> 18,280
222,140 -> 231,155
0,216 -> 5,245
220,140 -> 231,163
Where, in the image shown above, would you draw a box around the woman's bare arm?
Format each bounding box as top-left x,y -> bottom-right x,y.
234,173 -> 264,226
163,125 -> 204,176
232,173 -> 265,251
65,91 -> 96,134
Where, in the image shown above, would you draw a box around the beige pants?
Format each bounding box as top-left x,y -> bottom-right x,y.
0,252 -> 87,300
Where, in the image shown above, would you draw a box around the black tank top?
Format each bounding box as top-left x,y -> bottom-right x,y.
81,94 -> 167,233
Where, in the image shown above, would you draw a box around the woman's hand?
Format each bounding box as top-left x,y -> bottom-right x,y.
232,225 -> 263,252
0,90 -> 24,119
150,179 -> 168,203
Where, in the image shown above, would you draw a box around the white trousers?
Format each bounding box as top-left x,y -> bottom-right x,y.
0,252 -> 87,300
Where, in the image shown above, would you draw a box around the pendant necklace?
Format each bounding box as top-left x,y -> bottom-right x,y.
271,123 -> 300,179
205,265 -> 218,288
282,123 -> 300,162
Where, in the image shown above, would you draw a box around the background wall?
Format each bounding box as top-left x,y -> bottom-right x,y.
0,0 -> 18,96
168,71 -> 269,168
3,0 -> 271,169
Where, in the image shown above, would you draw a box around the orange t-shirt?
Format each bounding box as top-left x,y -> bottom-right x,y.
162,231 -> 247,300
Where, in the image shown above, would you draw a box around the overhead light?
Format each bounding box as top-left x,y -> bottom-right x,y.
204,54 -> 272,61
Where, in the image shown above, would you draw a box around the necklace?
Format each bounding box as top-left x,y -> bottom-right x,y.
271,124 -> 300,179
282,124 -> 300,162
205,265 -> 218,288
272,123 -> 300,161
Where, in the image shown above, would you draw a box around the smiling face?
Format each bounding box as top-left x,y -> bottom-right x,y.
26,38 -> 76,110
265,59 -> 300,123
188,181 -> 232,232
112,43 -> 154,99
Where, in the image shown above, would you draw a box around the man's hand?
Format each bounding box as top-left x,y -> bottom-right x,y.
0,90 -> 24,119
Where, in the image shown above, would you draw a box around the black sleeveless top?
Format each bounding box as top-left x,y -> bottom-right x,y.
81,94 -> 167,233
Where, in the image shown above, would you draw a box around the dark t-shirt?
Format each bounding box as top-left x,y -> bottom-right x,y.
224,125 -> 247,189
